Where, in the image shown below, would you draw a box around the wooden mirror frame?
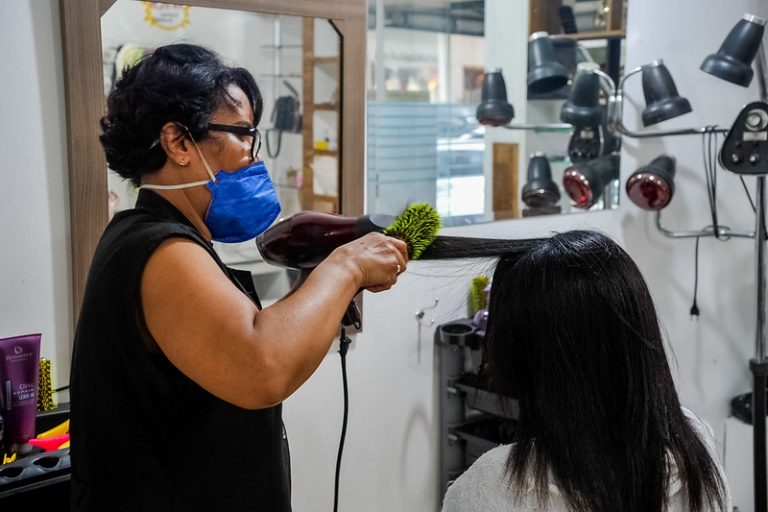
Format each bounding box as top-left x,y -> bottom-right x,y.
60,0 -> 366,321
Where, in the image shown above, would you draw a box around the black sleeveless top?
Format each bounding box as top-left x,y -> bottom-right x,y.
70,190 -> 291,511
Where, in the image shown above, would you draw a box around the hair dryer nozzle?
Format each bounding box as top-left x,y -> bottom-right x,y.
256,211 -> 394,269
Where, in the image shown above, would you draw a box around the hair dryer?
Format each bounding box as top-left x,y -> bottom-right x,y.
256,211 -> 395,328
256,211 -> 395,269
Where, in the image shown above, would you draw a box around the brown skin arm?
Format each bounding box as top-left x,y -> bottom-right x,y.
141,232 -> 408,409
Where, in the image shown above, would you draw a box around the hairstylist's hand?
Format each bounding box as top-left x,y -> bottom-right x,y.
331,232 -> 408,293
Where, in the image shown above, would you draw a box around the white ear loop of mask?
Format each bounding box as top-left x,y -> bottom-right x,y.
139,127 -> 218,191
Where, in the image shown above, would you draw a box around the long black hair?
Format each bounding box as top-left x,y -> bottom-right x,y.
100,43 -> 263,187
422,231 -> 726,512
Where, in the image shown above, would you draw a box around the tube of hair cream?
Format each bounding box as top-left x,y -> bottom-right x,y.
0,334 -> 41,450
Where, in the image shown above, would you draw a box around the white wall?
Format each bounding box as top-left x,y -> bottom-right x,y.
0,1 -> 72,391
2,0 -> 767,511
481,0 -> 530,221
448,34 -> 485,104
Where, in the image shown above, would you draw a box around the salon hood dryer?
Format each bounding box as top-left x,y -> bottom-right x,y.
256,211 -> 395,269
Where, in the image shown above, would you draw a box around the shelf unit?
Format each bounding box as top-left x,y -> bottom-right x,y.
527,0 -> 626,85
529,0 -> 626,36
312,102 -> 338,111
313,149 -> 338,157
301,18 -> 341,213
435,319 -> 520,503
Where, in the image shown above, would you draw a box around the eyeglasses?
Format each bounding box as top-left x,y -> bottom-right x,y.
207,123 -> 262,159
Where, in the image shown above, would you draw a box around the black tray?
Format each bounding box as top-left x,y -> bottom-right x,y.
0,448 -> 70,499
455,374 -> 520,420
453,417 -> 516,462
0,404 -> 72,502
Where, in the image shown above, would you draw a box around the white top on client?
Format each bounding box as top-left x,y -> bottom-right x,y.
442,408 -> 731,512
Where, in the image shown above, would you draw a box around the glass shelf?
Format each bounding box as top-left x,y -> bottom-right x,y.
313,102 -> 338,111
260,44 -> 302,49
313,56 -> 339,65
259,73 -> 302,79
533,126 -> 573,133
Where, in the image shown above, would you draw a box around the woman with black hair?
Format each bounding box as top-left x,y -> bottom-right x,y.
438,231 -> 730,512
69,44 -> 408,511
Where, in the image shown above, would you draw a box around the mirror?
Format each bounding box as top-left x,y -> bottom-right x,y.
366,0 -> 627,226
101,1 -> 342,300
61,0 -> 366,313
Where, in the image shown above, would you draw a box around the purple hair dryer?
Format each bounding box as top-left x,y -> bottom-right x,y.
256,211 -> 395,327
256,211 -> 394,269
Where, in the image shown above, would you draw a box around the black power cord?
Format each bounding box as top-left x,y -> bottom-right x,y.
688,128 -> 719,316
690,236 -> 701,318
334,327 -> 352,512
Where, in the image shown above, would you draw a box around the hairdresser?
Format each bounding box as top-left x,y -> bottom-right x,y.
69,43 -> 408,512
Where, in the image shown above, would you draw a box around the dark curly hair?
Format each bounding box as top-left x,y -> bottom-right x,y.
100,43 -> 263,187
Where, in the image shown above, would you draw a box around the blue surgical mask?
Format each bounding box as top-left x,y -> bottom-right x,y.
203,160 -> 281,243
140,141 -> 281,243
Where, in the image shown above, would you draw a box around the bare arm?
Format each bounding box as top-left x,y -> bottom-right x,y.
141,232 -> 407,409
276,268 -> 313,302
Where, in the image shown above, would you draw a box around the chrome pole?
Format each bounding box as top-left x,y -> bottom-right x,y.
756,42 -> 768,103
757,177 -> 767,360
753,40 -> 768,512
754,174 -> 767,512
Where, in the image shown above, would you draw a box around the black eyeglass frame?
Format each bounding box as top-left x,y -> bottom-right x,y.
206,123 -> 262,159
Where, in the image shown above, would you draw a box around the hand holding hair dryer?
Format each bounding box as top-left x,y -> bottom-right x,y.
256,205 -> 441,327
256,204 -> 441,269
256,212 -> 396,269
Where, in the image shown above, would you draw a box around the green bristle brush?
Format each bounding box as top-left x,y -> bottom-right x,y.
384,203 -> 441,260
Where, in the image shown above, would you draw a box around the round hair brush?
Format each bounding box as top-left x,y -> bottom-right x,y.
383,202 -> 441,260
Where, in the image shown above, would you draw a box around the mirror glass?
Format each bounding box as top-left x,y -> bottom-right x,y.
101,1 -> 341,300
366,0 -> 627,226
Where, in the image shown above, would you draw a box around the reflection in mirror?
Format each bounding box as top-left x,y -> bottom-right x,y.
101,1 -> 340,300
366,0 -> 627,226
